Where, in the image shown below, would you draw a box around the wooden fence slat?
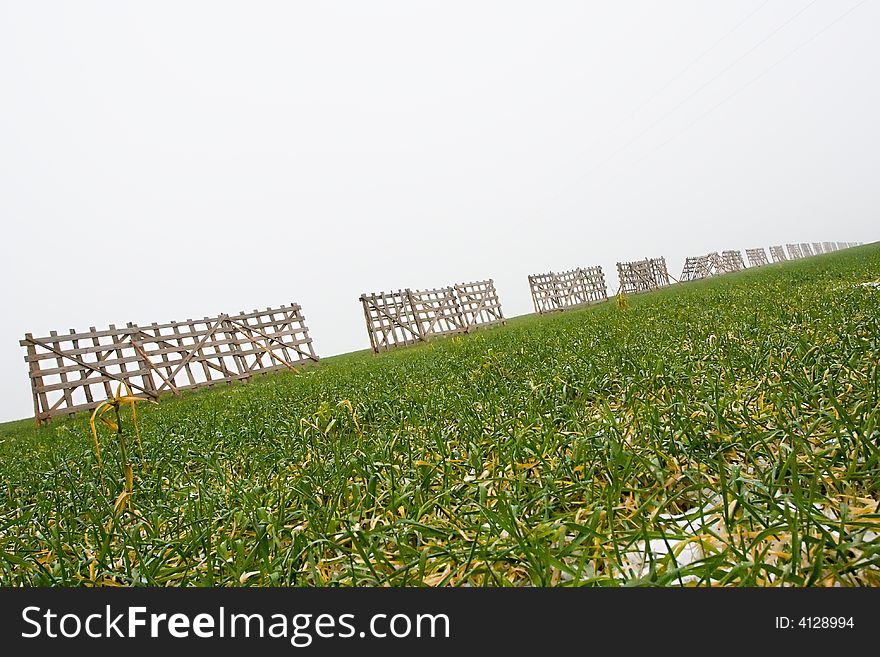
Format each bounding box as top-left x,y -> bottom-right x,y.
24,334 -> 47,428
48,331 -> 75,417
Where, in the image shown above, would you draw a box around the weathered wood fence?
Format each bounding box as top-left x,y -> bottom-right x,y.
746,248 -> 769,267
360,279 -> 504,353
617,257 -> 670,294
681,249 -> 746,281
719,250 -> 745,273
21,237 -> 864,424
680,238 -> 853,282
769,245 -> 787,263
528,266 -> 607,314
21,304 -> 318,427
680,253 -> 717,281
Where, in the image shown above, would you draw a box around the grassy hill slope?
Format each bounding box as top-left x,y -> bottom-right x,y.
1,245 -> 879,586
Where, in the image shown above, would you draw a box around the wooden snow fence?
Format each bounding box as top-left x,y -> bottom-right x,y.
680,254 -> 718,281
719,250 -> 746,273
786,243 -> 805,260
528,266 -> 607,314
21,304 -> 318,427
360,279 -> 504,353
616,257 -> 671,294
769,245 -> 788,263
746,248 -> 770,267
681,249 -> 746,280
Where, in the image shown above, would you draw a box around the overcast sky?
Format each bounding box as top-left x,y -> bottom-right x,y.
1,1 -> 877,423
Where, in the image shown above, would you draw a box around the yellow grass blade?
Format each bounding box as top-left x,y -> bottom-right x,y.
88,403 -> 105,467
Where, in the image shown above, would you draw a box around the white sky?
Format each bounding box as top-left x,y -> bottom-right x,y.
1,1 -> 877,422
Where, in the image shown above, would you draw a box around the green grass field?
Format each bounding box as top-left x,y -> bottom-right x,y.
1,245 -> 878,586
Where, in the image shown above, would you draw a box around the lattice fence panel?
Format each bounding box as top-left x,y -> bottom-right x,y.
22,303 -> 318,426
455,279 -> 505,330
528,267 -> 607,313
131,317 -> 243,395
578,267 -> 608,305
720,250 -> 746,273
617,257 -> 670,294
361,278 -> 504,352
21,326 -> 149,423
360,290 -> 421,352
555,269 -> 589,309
226,305 -> 317,378
409,287 -> 466,338
680,255 -> 715,281
769,245 -> 787,263
746,248 -> 769,267
528,272 -> 561,314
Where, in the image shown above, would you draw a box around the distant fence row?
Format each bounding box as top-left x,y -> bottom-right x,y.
768,241 -> 859,263
359,280 -> 504,353
681,250 -> 746,281
746,248 -> 769,267
21,305 -> 318,426
681,241 -> 861,281
21,240 -> 865,425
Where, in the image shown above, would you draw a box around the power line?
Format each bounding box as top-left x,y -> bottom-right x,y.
577,1 -> 771,159
621,0 -> 771,126
620,0 -> 871,177
548,0 -> 821,207
584,0 -> 819,176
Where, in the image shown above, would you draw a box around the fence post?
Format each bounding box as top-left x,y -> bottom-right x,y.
22,334 -> 46,428
360,295 -> 379,354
